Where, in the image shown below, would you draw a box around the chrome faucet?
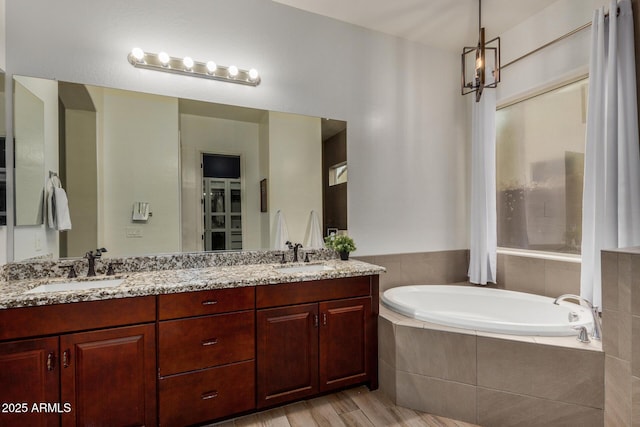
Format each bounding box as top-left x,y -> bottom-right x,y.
85,248 -> 107,277
286,241 -> 303,263
554,294 -> 602,341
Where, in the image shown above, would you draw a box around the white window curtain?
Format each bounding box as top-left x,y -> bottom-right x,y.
581,0 -> 640,309
468,89 -> 497,285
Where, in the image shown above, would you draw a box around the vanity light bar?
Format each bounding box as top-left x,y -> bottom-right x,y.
127,48 -> 261,86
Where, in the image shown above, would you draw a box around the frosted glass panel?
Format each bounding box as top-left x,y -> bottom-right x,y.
496,79 -> 587,254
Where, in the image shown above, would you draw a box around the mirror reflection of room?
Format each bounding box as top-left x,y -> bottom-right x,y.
13,76 -> 347,260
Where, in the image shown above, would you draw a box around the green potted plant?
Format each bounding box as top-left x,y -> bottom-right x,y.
324,234 -> 356,260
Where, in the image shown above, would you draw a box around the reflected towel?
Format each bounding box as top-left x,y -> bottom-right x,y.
273,210 -> 289,250
304,210 -> 324,249
46,175 -> 72,231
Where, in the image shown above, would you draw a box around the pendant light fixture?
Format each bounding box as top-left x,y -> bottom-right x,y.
461,0 -> 500,102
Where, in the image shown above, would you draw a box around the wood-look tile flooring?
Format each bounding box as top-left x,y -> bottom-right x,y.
207,386 -> 479,427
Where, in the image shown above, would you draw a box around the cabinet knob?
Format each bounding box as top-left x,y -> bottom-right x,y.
201,390 -> 219,400
322,312 -> 327,326
62,349 -> 71,368
313,314 -> 319,328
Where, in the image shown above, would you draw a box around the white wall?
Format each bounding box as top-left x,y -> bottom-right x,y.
65,109 -> 97,257
497,0 -> 609,104
267,111 -> 322,248
4,0 -> 468,257
97,88 -> 180,256
0,0 -> 5,72
180,114 -> 262,251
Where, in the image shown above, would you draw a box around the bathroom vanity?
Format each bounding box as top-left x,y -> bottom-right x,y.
0,255 -> 382,426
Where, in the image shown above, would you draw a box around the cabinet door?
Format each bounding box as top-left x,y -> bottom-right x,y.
0,337 -> 59,427
60,324 -> 156,427
256,303 -> 318,408
319,297 -> 371,392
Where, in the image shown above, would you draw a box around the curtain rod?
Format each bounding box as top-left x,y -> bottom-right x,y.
502,7 -> 618,70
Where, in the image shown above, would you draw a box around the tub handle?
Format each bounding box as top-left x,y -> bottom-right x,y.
568,312 -> 580,322
572,326 -> 590,343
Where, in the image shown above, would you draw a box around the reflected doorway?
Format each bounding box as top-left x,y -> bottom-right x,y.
202,154 -> 242,251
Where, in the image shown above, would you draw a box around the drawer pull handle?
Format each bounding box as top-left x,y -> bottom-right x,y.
62,349 -> 71,368
201,338 -> 218,346
201,300 -> 218,306
201,390 -> 219,400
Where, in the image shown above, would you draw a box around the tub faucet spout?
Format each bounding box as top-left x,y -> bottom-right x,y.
554,294 -> 602,341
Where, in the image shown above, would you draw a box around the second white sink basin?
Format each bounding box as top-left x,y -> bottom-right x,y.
276,264 -> 335,274
25,278 -> 125,294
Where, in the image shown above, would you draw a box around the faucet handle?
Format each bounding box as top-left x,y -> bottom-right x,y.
273,253 -> 286,264
106,262 -> 123,276
59,264 -> 77,279
572,326 -> 590,343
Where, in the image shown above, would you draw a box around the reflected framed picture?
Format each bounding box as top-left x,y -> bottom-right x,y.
260,179 -> 267,212
327,227 -> 338,237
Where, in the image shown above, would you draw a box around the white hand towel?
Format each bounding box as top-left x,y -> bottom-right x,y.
45,175 -> 72,231
53,187 -> 72,231
46,179 -> 56,229
273,210 -> 289,250
304,210 -> 324,249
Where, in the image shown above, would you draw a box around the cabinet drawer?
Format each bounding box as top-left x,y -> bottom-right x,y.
159,360 -> 255,426
0,296 -> 156,341
256,276 -> 371,308
158,287 -> 254,320
159,311 -> 254,376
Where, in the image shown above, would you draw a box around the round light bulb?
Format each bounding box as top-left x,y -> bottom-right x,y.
131,47 -> 144,62
183,56 -> 194,70
248,68 -> 259,81
158,51 -> 170,66
206,61 -> 217,74
228,65 -> 239,78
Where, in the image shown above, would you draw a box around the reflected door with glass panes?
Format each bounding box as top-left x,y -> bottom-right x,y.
203,178 -> 242,251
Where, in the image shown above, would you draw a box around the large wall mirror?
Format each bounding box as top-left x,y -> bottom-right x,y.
12,75 -> 347,260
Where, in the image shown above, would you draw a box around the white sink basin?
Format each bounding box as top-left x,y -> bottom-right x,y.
276,264 -> 335,274
25,278 -> 125,294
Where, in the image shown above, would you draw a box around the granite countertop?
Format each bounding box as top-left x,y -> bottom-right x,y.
0,259 -> 385,310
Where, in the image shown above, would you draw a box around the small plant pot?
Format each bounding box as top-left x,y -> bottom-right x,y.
339,251 -> 350,261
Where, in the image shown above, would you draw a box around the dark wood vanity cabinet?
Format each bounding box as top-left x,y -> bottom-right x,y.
0,297 -> 157,427
0,274 -> 378,426
256,276 -> 378,409
157,287 -> 256,426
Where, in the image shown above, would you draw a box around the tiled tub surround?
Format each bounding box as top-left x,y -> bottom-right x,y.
379,305 -> 604,426
355,250 -> 582,297
355,250 -> 470,292
601,247 -> 640,426
0,255 -> 384,309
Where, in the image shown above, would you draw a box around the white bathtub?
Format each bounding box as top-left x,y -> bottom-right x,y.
381,285 -> 593,336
